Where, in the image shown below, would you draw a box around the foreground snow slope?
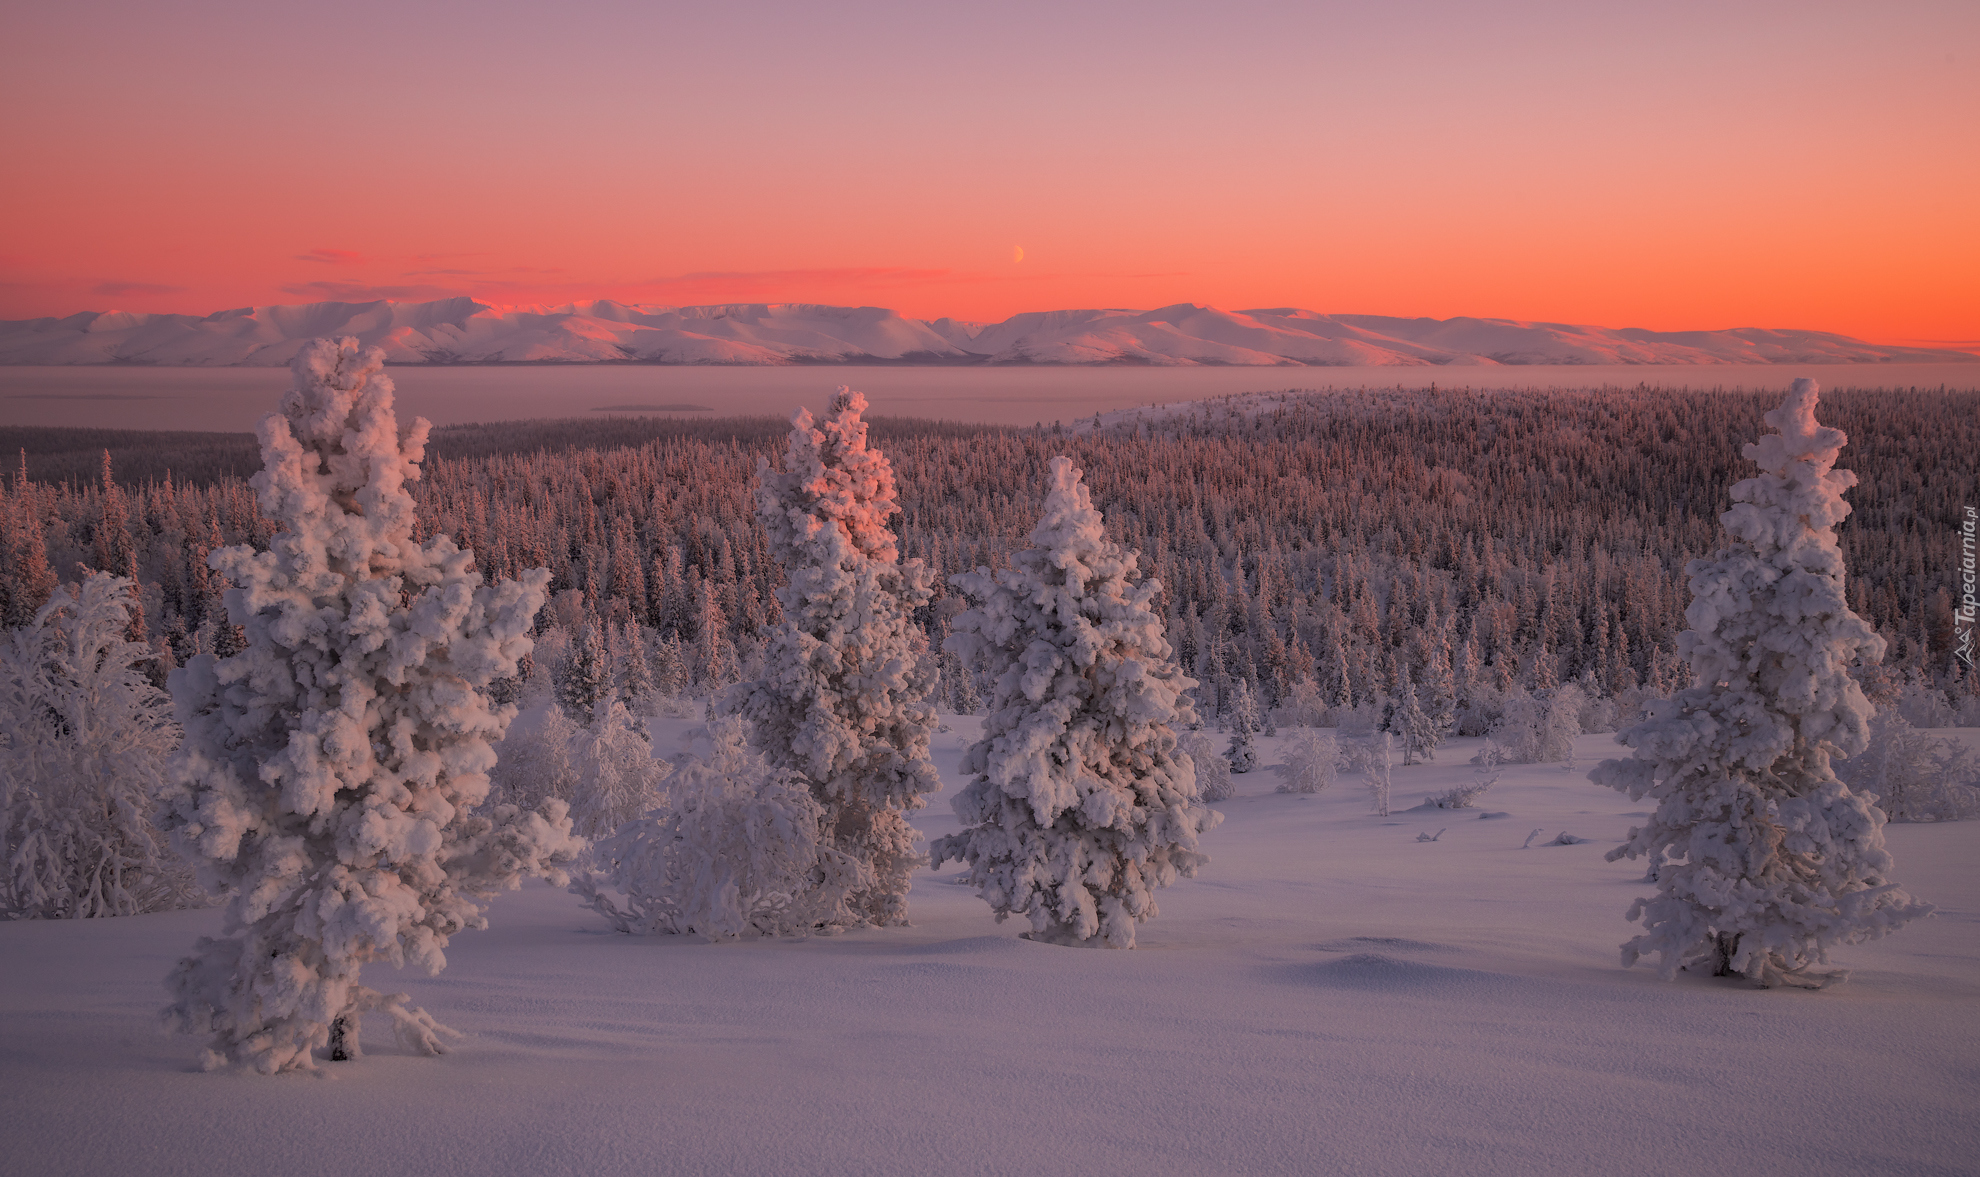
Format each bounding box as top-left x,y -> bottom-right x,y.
4,299 -> 1973,366
2,728 -> 1974,1177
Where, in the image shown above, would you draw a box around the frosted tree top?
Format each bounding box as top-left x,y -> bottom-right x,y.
250,338 -> 432,579
1723,377 -> 1858,557
768,387 -> 902,564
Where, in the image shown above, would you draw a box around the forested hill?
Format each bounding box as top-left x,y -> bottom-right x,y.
3,385 -> 1973,723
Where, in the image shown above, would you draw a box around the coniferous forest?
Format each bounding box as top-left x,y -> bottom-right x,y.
4,384 -> 1974,733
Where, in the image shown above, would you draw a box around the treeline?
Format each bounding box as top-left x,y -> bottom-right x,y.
3,385 -> 1974,722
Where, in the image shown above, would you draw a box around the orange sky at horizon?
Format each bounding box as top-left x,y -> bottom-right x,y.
3,0 -> 1975,348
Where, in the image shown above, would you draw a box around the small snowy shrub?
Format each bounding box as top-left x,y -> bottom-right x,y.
0,573 -> 196,919
1894,684 -> 1957,729
159,340 -> 581,1073
1591,380 -> 1930,988
933,457 -> 1219,949
1184,730 -> 1235,802
1274,729 -> 1341,795
1420,772 -> 1498,810
1278,678 -> 1329,728
573,719 -> 867,940
1835,711 -> 1980,823
1485,685 -> 1581,765
1336,698 -> 1384,737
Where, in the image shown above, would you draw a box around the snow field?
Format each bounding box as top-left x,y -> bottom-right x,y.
2,725 -> 1975,1177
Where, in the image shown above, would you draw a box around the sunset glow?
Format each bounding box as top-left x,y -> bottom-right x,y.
3,0 -> 1975,345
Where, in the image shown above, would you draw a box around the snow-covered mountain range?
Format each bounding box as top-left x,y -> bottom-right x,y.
1,299 -> 1970,367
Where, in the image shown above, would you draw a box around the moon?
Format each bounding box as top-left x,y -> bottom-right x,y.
1013,245 -> 1024,263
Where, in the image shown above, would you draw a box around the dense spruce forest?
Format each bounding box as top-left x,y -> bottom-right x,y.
3,384 -> 1974,729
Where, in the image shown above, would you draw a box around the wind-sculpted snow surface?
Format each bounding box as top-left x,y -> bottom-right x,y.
933,456 -> 1220,948
1590,379 -> 1930,987
158,338 -> 580,1073
724,389 -> 940,926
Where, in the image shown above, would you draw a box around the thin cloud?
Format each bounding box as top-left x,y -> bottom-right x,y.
90,281 -> 187,297
295,248 -> 364,265
1901,337 -> 1980,346
402,269 -> 485,277
653,267 -> 956,290
279,280 -> 464,302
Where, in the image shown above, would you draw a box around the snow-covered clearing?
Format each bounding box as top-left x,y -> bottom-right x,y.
4,725 -> 1975,1177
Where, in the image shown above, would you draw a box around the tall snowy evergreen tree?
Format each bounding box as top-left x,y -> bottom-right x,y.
555,602 -> 609,724
933,457 -> 1220,948
1224,679 -> 1259,773
723,389 -> 941,927
1591,380 -> 1931,987
159,339 -> 580,1073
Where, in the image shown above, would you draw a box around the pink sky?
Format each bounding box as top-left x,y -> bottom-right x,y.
3,0 -> 1975,346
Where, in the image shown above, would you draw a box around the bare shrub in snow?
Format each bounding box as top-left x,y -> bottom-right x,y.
1592,380 -> 1931,988
1274,729 -> 1341,795
1277,678 -> 1330,728
723,389 -> 940,927
158,340 -> 581,1073
1485,684 -> 1582,765
1183,730 -> 1235,801
1,573 -> 196,919
933,457 -> 1219,948
492,702 -> 672,842
1348,732 -> 1394,816
573,718 -> 867,940
1835,711 -> 1980,823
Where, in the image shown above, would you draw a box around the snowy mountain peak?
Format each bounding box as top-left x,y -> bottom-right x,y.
0,299 -> 1971,367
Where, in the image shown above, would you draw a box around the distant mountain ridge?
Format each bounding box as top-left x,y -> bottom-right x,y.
1,299 -> 1970,367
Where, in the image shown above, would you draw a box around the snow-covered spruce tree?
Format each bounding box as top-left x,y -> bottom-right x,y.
159,339 -> 581,1073
555,604 -> 609,724
573,717 -> 867,940
723,389 -> 941,927
1391,673 -> 1436,766
1591,380 -> 1931,988
1273,728 -> 1341,795
1,573 -> 196,919
1224,679 -> 1259,773
932,456 -> 1220,948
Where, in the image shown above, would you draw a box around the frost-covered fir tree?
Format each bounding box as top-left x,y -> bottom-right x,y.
932,457 -> 1220,948
1224,679 -> 1259,773
159,339 -> 581,1073
1591,380 -> 1931,988
723,389 -> 941,927
573,717 -> 867,940
1,573 -> 196,918
1391,672 -> 1437,766
555,604 -> 609,724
